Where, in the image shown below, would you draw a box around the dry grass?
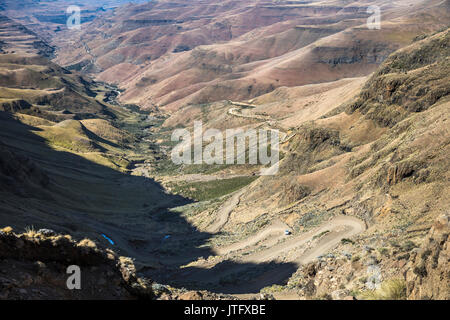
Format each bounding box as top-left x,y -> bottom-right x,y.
359,279 -> 406,300
36,120 -> 102,153
24,225 -> 37,237
81,119 -> 135,145
1,226 -> 13,234
77,238 -> 97,248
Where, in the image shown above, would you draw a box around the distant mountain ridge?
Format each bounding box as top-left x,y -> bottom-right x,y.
49,0 -> 450,112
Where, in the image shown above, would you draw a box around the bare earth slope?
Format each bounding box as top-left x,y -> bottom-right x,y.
136,27 -> 449,299
53,0 -> 450,112
189,28 -> 450,298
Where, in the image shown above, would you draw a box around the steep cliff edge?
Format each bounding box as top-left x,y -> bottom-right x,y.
0,226 -> 236,300
405,214 -> 449,300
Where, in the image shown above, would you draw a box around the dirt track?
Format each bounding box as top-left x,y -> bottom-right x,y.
227,103 -> 295,144
134,100 -> 366,295
183,103 -> 368,294
215,215 -> 365,265
206,188 -> 247,233
172,214 -> 365,295
221,216 -> 364,294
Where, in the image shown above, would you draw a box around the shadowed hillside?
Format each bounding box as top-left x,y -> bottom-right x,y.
0,11 -> 299,297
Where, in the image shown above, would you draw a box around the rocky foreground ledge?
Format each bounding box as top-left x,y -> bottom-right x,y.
0,227 -> 235,300
0,213 -> 447,300
405,214 -> 449,300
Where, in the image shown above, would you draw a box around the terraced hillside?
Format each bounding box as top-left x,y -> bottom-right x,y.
52,0 -> 450,112
0,14 -> 54,57
0,1 -> 148,42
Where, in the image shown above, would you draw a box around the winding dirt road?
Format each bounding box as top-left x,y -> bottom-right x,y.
174,215 -> 365,295
206,188 -> 247,233
197,102 -> 367,293
142,99 -> 366,295
216,215 -> 365,265
227,101 -> 296,144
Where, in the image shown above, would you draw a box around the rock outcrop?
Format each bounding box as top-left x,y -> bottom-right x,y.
405,214 -> 449,300
0,227 -> 235,300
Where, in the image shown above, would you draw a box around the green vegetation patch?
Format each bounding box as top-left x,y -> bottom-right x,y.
166,176 -> 258,201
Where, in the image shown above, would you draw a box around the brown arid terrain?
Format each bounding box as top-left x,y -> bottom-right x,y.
52,0 -> 449,112
0,0 -> 148,43
0,0 -> 449,301
172,28 -> 449,299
